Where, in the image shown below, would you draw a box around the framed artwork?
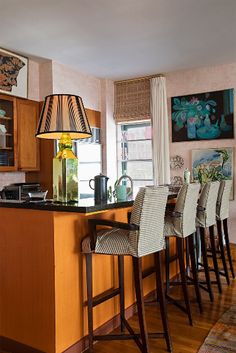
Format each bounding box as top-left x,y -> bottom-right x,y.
0,48 -> 28,98
192,147 -> 234,199
171,89 -> 234,142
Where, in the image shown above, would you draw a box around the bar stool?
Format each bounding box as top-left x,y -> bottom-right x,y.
216,179 -> 235,282
81,187 -> 172,353
165,183 -> 201,326
196,181 -> 220,302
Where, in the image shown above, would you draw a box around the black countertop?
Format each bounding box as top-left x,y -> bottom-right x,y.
0,192 -> 177,214
0,198 -> 134,214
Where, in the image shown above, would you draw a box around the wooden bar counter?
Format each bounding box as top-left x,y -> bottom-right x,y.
0,198 -> 177,353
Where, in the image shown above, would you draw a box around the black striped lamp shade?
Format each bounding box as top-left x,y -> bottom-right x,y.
36,94 -> 92,139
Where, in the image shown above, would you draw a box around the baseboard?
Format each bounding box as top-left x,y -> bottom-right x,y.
0,336 -> 45,353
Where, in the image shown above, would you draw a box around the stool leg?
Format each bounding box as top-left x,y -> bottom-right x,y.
189,234 -> 203,313
217,220 -> 230,285
154,251 -> 172,352
223,219 -> 235,278
86,253 -> 94,352
165,237 -> 170,295
209,225 -> 222,293
176,237 -> 193,326
195,231 -> 200,272
118,255 -> 125,331
200,227 -> 214,302
185,237 -> 190,276
133,257 -> 150,353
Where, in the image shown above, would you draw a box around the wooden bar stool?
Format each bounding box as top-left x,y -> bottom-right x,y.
196,181 -> 221,301
81,187 -> 172,353
216,179 -> 235,282
165,183 -> 202,326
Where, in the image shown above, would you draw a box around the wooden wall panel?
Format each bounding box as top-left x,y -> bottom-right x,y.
0,209 -> 55,353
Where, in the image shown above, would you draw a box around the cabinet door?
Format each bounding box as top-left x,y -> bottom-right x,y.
17,98 -> 40,171
0,95 -> 17,171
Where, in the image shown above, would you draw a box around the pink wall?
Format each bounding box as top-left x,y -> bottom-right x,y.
52,61 -> 101,111
28,60 -> 40,101
166,62 -> 236,243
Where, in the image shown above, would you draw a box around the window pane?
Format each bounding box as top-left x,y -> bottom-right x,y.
117,140 -> 152,161
118,161 -> 153,180
79,163 -> 101,181
79,181 -> 94,197
77,144 -> 101,163
117,122 -> 153,196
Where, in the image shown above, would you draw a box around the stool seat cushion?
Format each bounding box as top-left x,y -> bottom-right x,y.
164,215 -> 180,237
95,228 -> 135,255
164,183 -> 200,238
196,181 -> 219,228
81,228 -> 135,256
81,235 -> 94,253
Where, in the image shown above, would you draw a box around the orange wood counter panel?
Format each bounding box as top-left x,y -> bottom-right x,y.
0,205 -> 178,353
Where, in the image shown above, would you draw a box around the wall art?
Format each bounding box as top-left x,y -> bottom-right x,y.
171,89 -> 234,142
170,155 -> 184,170
0,48 -> 28,98
192,147 -> 233,199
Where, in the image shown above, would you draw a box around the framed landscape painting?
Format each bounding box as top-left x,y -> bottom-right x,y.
0,48 -> 28,98
192,147 -> 234,199
171,89 -> 234,142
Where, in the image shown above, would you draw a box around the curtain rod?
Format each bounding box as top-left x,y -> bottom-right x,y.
115,73 -> 164,84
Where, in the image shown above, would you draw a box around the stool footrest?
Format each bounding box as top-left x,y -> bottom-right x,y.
92,288 -> 120,307
142,266 -> 155,279
94,333 -> 165,341
166,294 -> 187,314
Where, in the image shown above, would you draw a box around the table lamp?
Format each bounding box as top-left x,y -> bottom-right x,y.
36,94 -> 92,203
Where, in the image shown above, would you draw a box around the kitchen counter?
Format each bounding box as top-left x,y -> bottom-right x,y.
0,191 -> 177,213
0,198 -> 134,213
0,192 -> 178,353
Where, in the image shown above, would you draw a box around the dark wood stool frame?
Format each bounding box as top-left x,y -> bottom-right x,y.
195,225 -> 223,300
165,234 -> 202,326
83,218 -> 172,353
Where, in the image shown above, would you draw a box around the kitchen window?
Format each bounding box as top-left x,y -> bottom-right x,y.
75,127 -> 102,198
117,122 -> 153,195
56,127 -> 102,198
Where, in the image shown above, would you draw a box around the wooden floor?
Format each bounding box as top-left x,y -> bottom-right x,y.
91,245 -> 236,353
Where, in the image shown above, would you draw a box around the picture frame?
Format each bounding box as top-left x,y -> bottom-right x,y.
191,147 -> 234,200
0,48 -> 28,98
171,89 -> 234,142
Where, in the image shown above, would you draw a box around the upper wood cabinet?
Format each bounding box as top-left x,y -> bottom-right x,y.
17,98 -> 40,171
0,95 -> 17,171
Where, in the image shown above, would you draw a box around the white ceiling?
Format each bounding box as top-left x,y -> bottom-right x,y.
1,0 -> 236,79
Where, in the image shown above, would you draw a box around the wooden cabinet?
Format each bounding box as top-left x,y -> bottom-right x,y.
17,98 -> 40,171
0,95 -> 17,171
0,95 -> 40,172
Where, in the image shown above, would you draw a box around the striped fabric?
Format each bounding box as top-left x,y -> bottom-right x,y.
216,180 -> 232,221
196,181 -> 220,228
36,94 -> 92,139
94,187 -> 168,258
164,183 -> 200,238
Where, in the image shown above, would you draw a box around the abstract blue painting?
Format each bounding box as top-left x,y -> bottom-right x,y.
171,89 -> 234,142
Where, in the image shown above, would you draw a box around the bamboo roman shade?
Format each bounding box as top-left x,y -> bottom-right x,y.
114,78 -> 151,123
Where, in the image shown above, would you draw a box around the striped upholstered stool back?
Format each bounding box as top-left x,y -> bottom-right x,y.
216,180 -> 232,221
130,186 -> 168,257
172,183 -> 200,238
197,181 -> 220,227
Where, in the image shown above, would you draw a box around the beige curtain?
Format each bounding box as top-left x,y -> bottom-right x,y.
150,77 -> 170,185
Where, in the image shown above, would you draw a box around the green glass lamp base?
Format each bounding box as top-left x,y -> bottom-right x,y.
53,157 -> 79,203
